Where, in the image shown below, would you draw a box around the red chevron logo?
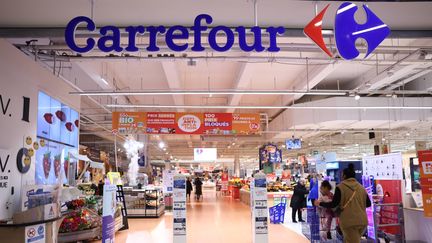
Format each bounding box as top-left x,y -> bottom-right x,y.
303,4 -> 333,57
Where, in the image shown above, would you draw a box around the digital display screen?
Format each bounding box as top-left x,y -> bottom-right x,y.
286,139 -> 302,150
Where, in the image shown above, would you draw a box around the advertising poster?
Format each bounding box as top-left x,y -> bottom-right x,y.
173,175 -> 187,240
0,149 -> 11,220
375,180 -> 402,235
221,172 -> 229,191
362,153 -> 403,180
146,112 -> 176,134
111,112 -> 261,135
232,113 -> 260,135
362,176 -> 376,239
202,113 -> 232,135
175,113 -> 204,134
253,174 -> 268,236
102,184 -> 117,243
112,111 -> 146,134
35,141 -> 66,185
25,223 -> 45,243
418,150 -> 432,217
163,169 -> 175,194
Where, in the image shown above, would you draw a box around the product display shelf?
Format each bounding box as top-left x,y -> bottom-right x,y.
124,187 -> 165,218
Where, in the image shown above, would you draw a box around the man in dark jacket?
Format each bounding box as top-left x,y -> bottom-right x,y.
290,179 -> 308,223
186,177 -> 193,201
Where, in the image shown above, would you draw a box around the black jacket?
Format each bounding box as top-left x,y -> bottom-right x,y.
290,184 -> 308,208
194,179 -> 203,195
186,180 -> 193,194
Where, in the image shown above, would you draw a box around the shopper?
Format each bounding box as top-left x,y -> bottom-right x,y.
290,179 -> 308,223
318,180 -> 335,240
186,177 -> 193,201
194,177 -> 203,201
314,164 -> 371,243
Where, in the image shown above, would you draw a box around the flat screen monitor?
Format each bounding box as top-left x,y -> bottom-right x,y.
286,139 -> 302,150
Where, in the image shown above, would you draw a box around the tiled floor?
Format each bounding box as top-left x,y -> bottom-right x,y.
98,190 -> 308,243
95,192 -> 309,243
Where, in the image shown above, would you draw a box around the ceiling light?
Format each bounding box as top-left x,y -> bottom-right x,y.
100,77 -> 109,85
382,138 -> 386,141
341,130 -> 346,134
71,90 -> 347,96
107,104 -> 432,110
406,132 -> 410,136
158,141 -> 165,149
308,143 -> 312,146
392,93 -> 397,99
354,94 -> 360,100
163,147 -> 167,151
355,144 -> 359,147
232,142 -> 236,146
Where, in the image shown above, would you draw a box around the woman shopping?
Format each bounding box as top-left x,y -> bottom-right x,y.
314,164 -> 371,243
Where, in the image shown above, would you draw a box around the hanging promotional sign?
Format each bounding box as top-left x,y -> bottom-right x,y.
362,152 -> 403,180
65,2 -> 389,60
112,112 -> 260,135
102,184 -> 117,243
418,150 -> 432,217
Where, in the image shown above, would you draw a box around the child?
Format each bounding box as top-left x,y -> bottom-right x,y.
318,180 -> 334,240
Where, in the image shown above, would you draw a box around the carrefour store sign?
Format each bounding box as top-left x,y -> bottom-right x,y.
65,14 -> 284,53
65,2 -> 390,60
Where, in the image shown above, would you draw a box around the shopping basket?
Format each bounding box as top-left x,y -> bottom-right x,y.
269,197 -> 287,224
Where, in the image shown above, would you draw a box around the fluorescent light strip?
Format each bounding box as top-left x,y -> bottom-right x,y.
106,104 -> 432,110
71,90 -> 347,96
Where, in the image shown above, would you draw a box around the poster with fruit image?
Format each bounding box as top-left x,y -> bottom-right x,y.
54,154 -> 61,178
43,152 -> 51,180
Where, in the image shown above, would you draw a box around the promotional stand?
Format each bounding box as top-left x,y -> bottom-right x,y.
102,184 -> 117,243
173,174 -> 187,243
252,172 -> 268,243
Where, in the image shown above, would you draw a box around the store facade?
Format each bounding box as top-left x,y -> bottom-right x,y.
1,0 -> 432,242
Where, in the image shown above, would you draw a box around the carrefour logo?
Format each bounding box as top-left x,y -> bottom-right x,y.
64,2 -> 389,58
304,2 -> 390,60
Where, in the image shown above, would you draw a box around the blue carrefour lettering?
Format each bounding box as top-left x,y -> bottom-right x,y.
97,26 -> 123,52
166,25 -> 189,51
191,14 -> 213,51
65,16 -> 96,53
64,14 -> 285,53
208,26 -> 234,52
334,2 -> 390,60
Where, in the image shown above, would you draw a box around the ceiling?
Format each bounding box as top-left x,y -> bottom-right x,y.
2,0 -> 432,169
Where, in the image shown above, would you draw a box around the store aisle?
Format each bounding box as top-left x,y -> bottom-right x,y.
100,190 -> 308,243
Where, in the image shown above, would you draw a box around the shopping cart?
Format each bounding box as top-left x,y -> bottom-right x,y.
302,206 -> 343,243
269,197 -> 287,224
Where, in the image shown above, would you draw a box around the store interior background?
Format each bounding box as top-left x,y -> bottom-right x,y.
1,0 -> 432,242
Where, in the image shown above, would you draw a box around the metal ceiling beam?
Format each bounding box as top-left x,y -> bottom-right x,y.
161,61 -> 185,112
1,27 -> 432,38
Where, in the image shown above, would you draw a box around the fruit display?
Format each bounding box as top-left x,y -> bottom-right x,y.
54,154 -> 61,178
43,152 -> 51,179
43,113 -> 54,124
65,122 -> 73,132
65,199 -> 85,210
78,184 -> 96,196
267,182 -> 293,192
59,208 -> 101,233
55,110 -> 66,122
228,178 -> 246,187
74,119 -> 79,127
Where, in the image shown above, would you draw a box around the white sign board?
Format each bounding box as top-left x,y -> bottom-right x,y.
162,169 -> 175,194
363,152 -> 403,180
252,172 -> 268,243
25,223 -> 45,243
194,148 -> 217,161
173,174 -> 187,243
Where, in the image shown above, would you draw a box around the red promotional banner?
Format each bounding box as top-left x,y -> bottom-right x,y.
375,180 -> 402,235
418,150 -> 432,217
146,112 -> 176,134
203,113 -> 232,135
112,112 -> 260,135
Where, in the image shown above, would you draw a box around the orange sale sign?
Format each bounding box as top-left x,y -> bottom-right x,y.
418,150 -> 432,217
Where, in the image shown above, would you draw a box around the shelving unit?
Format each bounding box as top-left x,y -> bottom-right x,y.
124,187 -> 165,218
